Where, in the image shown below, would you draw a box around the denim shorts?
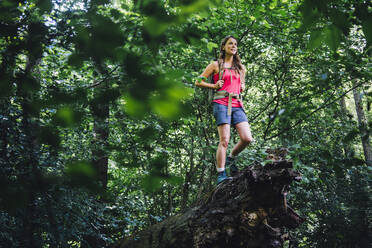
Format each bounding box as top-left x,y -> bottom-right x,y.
213,102 -> 248,126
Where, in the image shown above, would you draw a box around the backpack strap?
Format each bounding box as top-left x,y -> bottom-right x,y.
214,90 -> 243,116
218,59 -> 224,81
208,60 -> 224,102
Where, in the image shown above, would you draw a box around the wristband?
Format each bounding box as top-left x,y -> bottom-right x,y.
197,76 -> 207,82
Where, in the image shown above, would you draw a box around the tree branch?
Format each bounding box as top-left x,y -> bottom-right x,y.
265,80 -> 367,141
86,65 -> 120,88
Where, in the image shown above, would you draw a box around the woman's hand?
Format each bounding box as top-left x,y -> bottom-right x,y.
215,80 -> 224,89
240,84 -> 245,92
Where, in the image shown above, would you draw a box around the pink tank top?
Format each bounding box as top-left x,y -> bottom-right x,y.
212,68 -> 242,108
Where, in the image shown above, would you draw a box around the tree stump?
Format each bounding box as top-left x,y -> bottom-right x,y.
113,149 -> 305,248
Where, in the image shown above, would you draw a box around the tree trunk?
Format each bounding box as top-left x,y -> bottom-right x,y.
0,99 -> 10,165
81,88 -> 110,248
338,96 -> 355,157
19,56 -> 61,247
352,81 -> 372,166
113,149 -> 304,248
181,135 -> 195,211
91,88 -> 109,189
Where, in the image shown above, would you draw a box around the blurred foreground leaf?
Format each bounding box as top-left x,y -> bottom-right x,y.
53,107 -> 83,127
361,16 -> 372,46
65,162 -> 99,190
121,94 -> 147,118
38,125 -> 61,147
141,175 -> 162,192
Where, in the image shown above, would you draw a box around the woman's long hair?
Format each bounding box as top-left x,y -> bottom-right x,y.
218,35 -> 244,75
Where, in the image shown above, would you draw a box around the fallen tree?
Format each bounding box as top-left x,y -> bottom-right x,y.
113,149 -> 305,248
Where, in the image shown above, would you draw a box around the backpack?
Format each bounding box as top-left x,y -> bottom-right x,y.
208,60 -> 224,102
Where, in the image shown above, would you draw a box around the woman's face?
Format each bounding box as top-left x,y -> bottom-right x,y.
223,37 -> 237,55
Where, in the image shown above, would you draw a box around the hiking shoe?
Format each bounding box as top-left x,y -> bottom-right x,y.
226,156 -> 239,176
217,171 -> 232,184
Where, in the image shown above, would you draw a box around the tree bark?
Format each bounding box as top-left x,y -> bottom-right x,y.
352,81 -> 372,166
181,135 -> 195,211
338,96 -> 355,157
113,149 -> 304,248
81,87 -> 110,248
19,55 -> 61,247
91,87 -> 109,189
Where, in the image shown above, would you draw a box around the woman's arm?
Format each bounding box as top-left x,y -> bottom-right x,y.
195,61 -> 222,89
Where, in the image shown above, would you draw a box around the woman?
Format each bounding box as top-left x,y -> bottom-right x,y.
195,35 -> 253,184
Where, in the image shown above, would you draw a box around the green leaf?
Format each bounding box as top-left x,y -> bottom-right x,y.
329,9 -> 350,35
35,0 -> 52,13
150,79 -> 193,119
151,97 -> 180,119
122,95 -> 147,118
269,0 -> 277,10
20,75 -> 40,94
180,0 -> 210,15
141,175 -> 162,192
262,19 -> 270,28
342,128 -> 359,144
67,53 -> 84,68
144,17 -> 170,37
308,29 -> 323,50
207,42 -> 218,52
0,73 -> 12,98
110,9 -> 122,20
166,175 -> 183,185
65,162 -> 98,189
65,162 -> 96,178
324,25 -> 341,51
361,16 -> 372,46
38,126 -> 60,147
300,0 -> 320,30
54,107 -> 78,127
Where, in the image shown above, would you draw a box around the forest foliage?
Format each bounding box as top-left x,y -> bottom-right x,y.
0,0 -> 371,247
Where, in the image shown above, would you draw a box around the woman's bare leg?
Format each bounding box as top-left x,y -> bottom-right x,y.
231,122 -> 253,156
216,124 -> 230,170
